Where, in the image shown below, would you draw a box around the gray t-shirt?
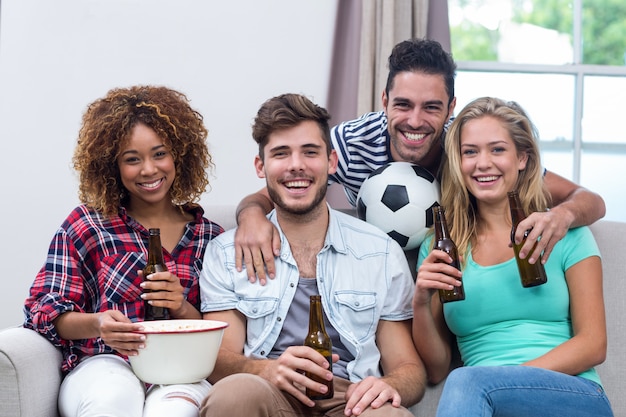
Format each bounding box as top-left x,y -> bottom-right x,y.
269,278 -> 354,379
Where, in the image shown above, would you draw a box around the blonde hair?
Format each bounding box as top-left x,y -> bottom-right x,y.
440,97 -> 551,262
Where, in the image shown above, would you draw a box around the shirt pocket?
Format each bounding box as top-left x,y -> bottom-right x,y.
167,258 -> 203,308
334,291 -> 377,342
99,252 -> 144,306
237,297 -> 279,345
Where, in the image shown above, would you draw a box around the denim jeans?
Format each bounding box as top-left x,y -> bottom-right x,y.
436,366 -> 613,417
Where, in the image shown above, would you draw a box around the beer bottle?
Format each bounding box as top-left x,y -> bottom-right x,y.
143,228 -> 169,320
507,191 -> 548,287
303,295 -> 334,400
433,206 -> 465,303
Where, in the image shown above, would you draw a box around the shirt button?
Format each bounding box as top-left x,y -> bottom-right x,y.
252,308 -> 258,313
290,283 -> 295,287
277,317 -> 282,322
355,301 -> 360,306
260,350 -> 265,355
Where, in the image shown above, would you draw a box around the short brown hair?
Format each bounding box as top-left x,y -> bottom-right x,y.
252,93 -> 331,160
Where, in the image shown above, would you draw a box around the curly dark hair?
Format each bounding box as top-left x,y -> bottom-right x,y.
386,38 -> 457,106
72,85 -> 213,216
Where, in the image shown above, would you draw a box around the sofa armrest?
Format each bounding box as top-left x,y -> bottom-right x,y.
0,326 -> 63,417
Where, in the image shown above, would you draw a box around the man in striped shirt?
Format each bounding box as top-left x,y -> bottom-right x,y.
233,38 -> 606,284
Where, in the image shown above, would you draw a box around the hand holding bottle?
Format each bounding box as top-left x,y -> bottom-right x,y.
139,269 -> 187,316
257,345 -> 337,408
304,295 -> 334,400
432,206 -> 465,303
510,205 -> 570,264
415,249 -> 464,306
508,191 -> 548,287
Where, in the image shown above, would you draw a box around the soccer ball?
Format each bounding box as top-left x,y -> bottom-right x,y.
356,162 -> 440,250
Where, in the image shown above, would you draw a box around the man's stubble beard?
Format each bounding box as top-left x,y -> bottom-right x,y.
267,179 -> 328,217
389,129 -> 445,174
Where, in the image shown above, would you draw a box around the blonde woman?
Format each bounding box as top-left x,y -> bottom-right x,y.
412,97 -> 613,416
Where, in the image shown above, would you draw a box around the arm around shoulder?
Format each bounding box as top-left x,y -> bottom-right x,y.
235,187 -> 274,224
234,187 -> 282,284
517,170 -> 606,263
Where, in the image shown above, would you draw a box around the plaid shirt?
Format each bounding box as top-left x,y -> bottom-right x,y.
24,204 -> 223,373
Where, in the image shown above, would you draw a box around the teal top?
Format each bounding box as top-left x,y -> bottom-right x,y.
418,226 -> 602,386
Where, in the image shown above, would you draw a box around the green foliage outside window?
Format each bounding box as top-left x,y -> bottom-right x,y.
450,22 -> 498,61
450,0 -> 626,66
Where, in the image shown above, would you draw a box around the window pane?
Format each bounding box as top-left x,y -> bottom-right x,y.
582,2 -> 626,65
449,0 -> 573,64
581,152 -> 626,222
583,76 -> 626,143
455,71 -> 575,141
541,150 -> 574,180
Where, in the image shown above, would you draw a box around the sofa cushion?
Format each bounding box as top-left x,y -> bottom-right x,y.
0,327 -> 63,417
590,221 -> 626,415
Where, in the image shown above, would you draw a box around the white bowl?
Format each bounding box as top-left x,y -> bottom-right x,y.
128,319 -> 228,385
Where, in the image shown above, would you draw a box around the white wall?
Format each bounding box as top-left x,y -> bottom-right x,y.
0,0 -> 338,329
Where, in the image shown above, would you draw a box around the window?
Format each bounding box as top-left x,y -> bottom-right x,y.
449,0 -> 626,221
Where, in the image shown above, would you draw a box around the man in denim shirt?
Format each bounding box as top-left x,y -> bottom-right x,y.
199,94 -> 426,417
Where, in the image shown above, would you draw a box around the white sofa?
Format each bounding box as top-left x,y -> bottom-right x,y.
1,204 -> 624,416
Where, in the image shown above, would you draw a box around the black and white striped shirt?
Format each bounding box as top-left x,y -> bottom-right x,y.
329,111 -> 393,206
329,111 -> 451,206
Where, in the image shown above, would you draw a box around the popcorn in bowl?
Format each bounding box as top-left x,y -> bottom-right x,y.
138,320 -> 227,334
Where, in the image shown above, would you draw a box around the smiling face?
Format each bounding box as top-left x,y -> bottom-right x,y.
383,71 -> 456,174
117,122 -> 176,210
460,116 -> 528,207
255,120 -> 338,217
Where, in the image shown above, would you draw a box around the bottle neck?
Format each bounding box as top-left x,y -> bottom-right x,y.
507,192 -> 526,226
147,229 -> 165,265
308,296 -> 326,332
434,207 -> 451,240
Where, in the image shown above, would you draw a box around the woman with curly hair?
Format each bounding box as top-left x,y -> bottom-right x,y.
24,85 -> 224,417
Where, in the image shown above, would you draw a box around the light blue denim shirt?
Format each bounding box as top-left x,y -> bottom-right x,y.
200,206 -> 415,382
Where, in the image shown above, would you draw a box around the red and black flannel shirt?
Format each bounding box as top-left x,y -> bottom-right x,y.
24,204 -> 223,373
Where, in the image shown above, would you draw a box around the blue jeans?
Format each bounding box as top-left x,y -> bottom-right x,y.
436,366 -> 613,417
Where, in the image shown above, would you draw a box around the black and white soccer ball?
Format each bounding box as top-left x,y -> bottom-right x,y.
356,162 -> 440,250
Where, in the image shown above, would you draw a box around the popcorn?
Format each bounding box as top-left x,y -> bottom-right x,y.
140,320 -> 218,333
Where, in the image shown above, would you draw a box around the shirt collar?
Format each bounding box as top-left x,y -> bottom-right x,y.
268,203 -> 350,262
117,203 -> 205,229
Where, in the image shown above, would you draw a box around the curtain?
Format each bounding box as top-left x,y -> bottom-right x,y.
427,0 -> 451,52
326,0 -> 363,128
357,0 -> 430,115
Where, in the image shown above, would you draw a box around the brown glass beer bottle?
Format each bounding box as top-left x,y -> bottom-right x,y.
143,228 -> 169,320
433,206 -> 465,303
303,295 -> 334,400
507,191 -> 548,287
